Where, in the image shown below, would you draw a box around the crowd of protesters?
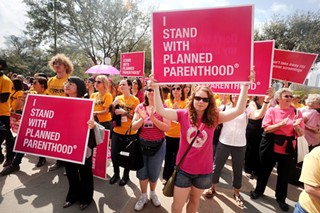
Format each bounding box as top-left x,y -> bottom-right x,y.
0,55 -> 320,212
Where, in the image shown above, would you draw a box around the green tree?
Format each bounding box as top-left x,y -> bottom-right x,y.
0,35 -> 50,76
255,10 -> 320,62
23,0 -> 152,69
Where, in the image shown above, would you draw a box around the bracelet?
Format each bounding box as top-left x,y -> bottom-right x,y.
263,101 -> 270,104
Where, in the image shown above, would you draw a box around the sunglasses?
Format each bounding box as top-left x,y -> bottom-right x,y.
194,96 -> 210,103
283,95 -> 294,99
53,61 -> 64,66
172,87 -> 181,91
146,88 -> 154,92
144,123 -> 154,128
95,80 -> 102,84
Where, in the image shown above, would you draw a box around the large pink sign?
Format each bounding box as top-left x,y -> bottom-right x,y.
152,5 -> 253,84
120,52 -> 145,77
92,130 -> 110,179
209,40 -> 274,95
14,94 -> 94,164
272,49 -> 318,84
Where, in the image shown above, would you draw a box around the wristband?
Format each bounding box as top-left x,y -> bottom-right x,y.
263,101 -> 270,104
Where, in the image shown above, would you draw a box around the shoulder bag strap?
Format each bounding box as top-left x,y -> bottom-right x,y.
125,125 -> 132,135
176,129 -> 200,169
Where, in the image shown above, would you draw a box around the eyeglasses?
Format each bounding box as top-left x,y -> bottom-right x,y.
144,123 -> 154,128
146,88 -> 154,92
95,80 -> 102,84
53,61 -> 64,66
283,95 -> 294,99
172,87 -> 181,91
194,96 -> 210,103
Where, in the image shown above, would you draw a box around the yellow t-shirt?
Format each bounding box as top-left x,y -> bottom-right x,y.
292,102 -> 305,109
10,90 -> 24,112
91,92 -> 113,122
298,147 -> 320,213
47,74 -> 70,96
113,95 -> 140,135
164,99 -> 188,138
0,74 -> 13,116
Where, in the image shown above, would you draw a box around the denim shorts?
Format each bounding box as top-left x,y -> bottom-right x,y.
175,169 -> 212,189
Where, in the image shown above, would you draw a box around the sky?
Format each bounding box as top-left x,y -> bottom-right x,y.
0,0 -> 320,48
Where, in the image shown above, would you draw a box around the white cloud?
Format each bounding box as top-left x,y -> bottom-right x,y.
0,0 -> 28,47
271,2 -> 289,13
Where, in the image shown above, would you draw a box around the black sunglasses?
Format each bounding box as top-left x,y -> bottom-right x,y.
283,95 -> 293,99
172,87 -> 181,91
95,80 -> 102,84
194,96 -> 210,103
146,88 -> 154,92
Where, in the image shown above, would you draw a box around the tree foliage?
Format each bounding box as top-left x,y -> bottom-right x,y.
255,10 -> 320,62
23,0 -> 152,69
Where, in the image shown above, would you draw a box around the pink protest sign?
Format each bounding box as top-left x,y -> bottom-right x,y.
92,130 -> 110,179
14,94 -> 94,165
273,49 -> 318,84
120,52 -> 145,77
152,5 -> 253,84
209,40 -> 274,96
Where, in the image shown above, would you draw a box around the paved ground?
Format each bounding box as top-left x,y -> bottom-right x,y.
0,152 -> 302,213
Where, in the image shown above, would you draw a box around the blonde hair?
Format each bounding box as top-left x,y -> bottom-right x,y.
48,53 -> 74,74
95,75 -> 109,91
305,94 -> 320,107
274,88 -> 293,100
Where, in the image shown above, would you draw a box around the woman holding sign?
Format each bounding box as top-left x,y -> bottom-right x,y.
62,76 -> 104,210
150,72 -> 252,213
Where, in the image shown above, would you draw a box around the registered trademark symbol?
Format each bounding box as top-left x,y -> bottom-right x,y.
234,63 -> 239,68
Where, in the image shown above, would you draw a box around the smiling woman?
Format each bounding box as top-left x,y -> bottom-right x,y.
150,72 -> 250,213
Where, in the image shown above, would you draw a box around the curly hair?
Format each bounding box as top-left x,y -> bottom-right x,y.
187,85 -> 217,128
48,53 -> 74,74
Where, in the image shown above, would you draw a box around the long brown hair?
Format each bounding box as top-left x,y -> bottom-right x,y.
187,86 -> 217,128
169,84 -> 185,104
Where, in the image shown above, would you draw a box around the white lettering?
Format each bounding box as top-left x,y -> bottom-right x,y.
23,138 -> 74,154
163,64 -> 235,77
163,53 -> 213,64
163,40 -> 190,51
30,108 -> 54,118
163,27 -> 197,39
24,128 -> 60,141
